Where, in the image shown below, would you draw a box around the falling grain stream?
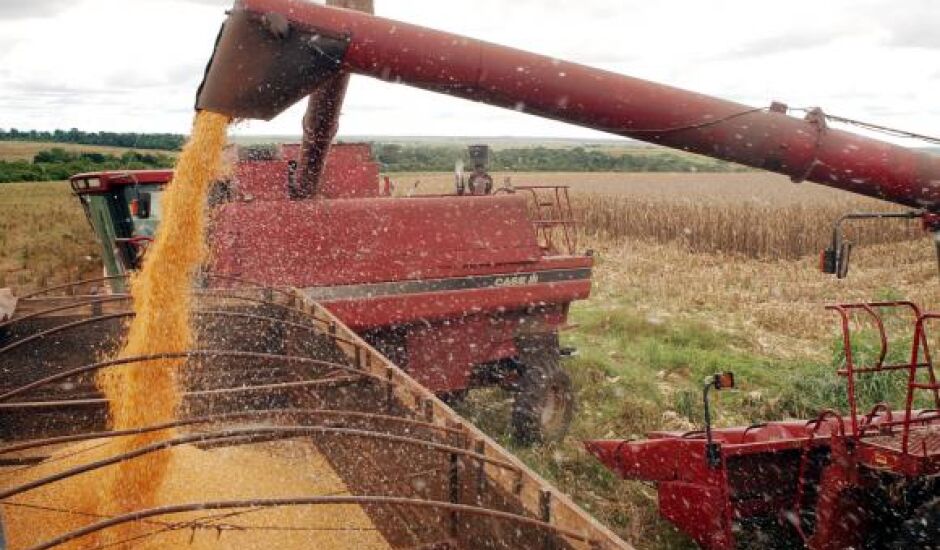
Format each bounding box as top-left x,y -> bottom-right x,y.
0,112 -> 389,548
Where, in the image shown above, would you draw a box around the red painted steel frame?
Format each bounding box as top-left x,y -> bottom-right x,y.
237,0 -> 940,210
587,302 -> 940,549
825,301 -> 925,435
585,411 -> 940,549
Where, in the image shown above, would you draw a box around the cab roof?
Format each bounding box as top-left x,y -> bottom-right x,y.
70,170 -> 174,194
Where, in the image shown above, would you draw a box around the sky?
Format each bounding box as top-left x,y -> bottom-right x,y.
1,0 -> 938,141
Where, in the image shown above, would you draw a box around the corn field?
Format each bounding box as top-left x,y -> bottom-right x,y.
389,171 -> 927,260
572,193 -> 925,260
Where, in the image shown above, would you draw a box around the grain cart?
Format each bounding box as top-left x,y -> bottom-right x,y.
0,280 -> 628,549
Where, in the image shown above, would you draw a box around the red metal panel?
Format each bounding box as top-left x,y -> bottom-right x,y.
230,144 -> 379,201
232,161 -> 290,201
584,439 -> 719,484
71,170 -> 173,195
209,194 -> 544,287
405,315 -> 518,392
658,483 -> 732,550
241,0 -> 940,211
317,143 -> 381,199
323,279 -> 590,330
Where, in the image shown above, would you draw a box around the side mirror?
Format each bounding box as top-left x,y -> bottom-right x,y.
821,210 -> 921,280
821,247 -> 837,275
820,242 -> 851,279
710,372 -> 735,390
837,242 -> 852,279
704,371 -> 735,468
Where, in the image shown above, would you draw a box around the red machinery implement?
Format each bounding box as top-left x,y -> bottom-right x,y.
586,302 -> 940,549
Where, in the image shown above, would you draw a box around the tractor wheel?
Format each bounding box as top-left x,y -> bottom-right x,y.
511,334 -> 574,445
891,498 -> 940,549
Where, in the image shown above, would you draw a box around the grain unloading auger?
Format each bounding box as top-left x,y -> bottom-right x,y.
199,0 -> 940,210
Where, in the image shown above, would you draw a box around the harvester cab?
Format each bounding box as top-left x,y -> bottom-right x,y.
69,170 -> 172,291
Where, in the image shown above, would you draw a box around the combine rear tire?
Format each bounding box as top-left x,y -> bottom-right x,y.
511,334 -> 574,445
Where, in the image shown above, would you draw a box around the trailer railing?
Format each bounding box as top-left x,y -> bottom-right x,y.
903,313 -> 940,454
827,301 -> 940,455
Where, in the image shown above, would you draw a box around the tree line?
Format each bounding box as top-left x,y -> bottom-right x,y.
0,148 -> 175,183
370,144 -> 748,173
0,128 -> 184,151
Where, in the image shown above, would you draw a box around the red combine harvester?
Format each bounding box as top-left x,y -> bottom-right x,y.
61,0 -> 940,544
71,141 -> 586,443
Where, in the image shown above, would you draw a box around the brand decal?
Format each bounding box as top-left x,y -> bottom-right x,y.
494,274 -> 540,287
304,268 -> 590,301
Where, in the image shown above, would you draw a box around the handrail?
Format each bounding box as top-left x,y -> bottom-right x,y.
826,301 -> 925,437
902,313 -> 940,454
512,185 -> 579,254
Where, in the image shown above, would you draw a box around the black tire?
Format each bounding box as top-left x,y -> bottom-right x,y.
511,333 -> 575,445
892,498 -> 940,550
439,389 -> 468,406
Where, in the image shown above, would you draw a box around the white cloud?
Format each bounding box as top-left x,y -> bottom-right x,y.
0,0 -> 937,142
0,0 -> 72,19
